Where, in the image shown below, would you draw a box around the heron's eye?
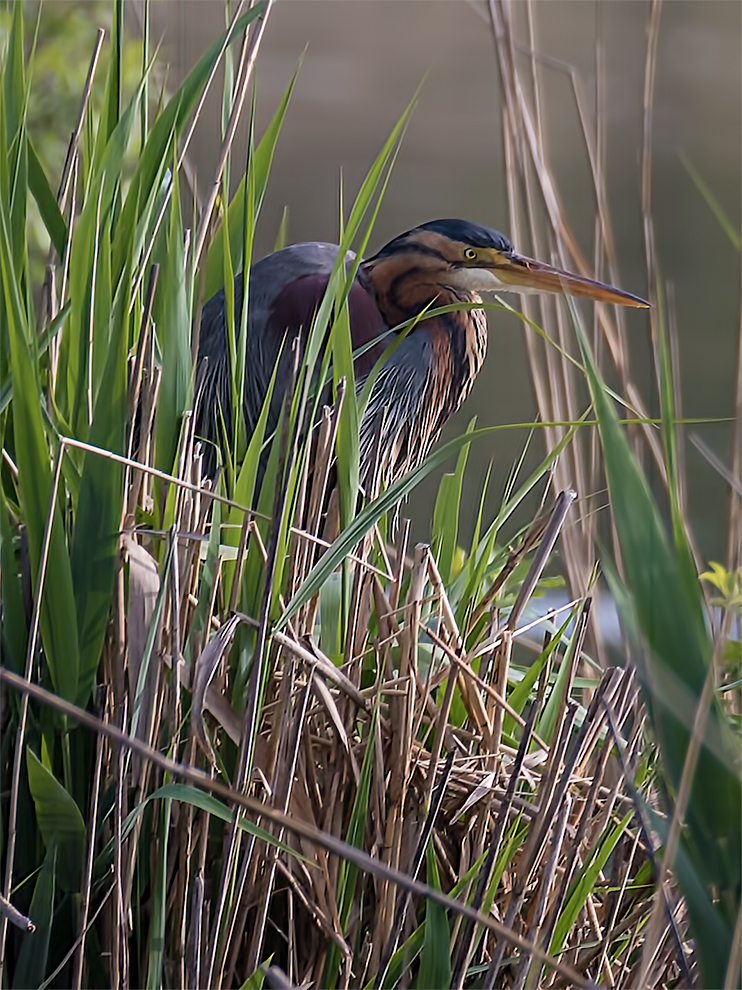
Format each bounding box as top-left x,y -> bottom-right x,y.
464,248 -> 477,261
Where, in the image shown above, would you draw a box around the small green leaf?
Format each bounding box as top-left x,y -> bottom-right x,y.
416,845 -> 451,989
27,138 -> 67,258
153,159 -> 192,482
26,748 -> 85,892
239,962 -> 271,990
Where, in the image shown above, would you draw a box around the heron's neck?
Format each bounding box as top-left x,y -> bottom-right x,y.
360,255 -> 480,328
361,255 -> 488,419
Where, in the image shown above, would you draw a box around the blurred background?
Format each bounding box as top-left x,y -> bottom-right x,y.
29,1 -> 742,561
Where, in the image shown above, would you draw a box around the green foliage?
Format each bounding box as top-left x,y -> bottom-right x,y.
323,707 -> 376,989
576,313 -> 742,989
701,561 -> 742,613
549,811 -> 633,954
416,844 -> 452,989
0,1 -> 143,277
26,748 -> 85,892
12,847 -> 56,990
0,3 -> 737,988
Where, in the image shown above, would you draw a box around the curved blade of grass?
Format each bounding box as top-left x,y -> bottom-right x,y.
117,783 -> 305,861
3,0 -> 28,278
0,302 -> 70,416
503,614 -> 571,738
153,152 -> 192,481
222,355 -> 280,609
680,153 -> 741,251
575,315 -> 742,988
536,600 -> 584,745
234,104 -> 256,463
549,810 -> 632,955
286,91 -> 416,471
59,69 -> 143,435
450,416 -> 585,610
432,417 -> 475,585
70,255 -> 131,703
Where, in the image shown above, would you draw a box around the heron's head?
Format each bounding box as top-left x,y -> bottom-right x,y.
370,218 -> 649,308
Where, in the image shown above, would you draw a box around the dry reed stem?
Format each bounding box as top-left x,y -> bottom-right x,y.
57,28 -> 106,213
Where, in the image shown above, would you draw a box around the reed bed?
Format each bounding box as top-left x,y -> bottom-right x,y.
0,2 -> 738,988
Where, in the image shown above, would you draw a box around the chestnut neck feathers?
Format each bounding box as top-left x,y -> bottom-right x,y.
360,229 -> 489,418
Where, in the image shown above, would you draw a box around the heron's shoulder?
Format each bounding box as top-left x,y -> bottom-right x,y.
251,242 -> 356,287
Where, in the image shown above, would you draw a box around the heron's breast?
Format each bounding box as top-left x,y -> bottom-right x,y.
428,306 -> 488,421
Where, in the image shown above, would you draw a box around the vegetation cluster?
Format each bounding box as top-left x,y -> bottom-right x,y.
0,2 -> 738,988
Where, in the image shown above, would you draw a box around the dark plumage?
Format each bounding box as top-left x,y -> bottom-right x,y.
196,219 -> 647,495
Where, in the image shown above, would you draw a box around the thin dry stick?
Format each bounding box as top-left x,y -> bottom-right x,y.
372,545 -> 427,973
114,695 -> 130,990
242,672 -> 315,975
0,897 -> 33,934
597,829 -> 642,982
483,702 -> 579,988
538,679 -> 617,970
375,749 -> 456,988
470,503 -> 551,628
508,489 -> 577,631
59,152 -> 78,307
0,444 -> 65,986
421,622 -> 549,749
601,698 -> 692,985
724,897 -> 742,989
641,0 -> 663,307
57,28 -> 106,211
67,433 -> 392,579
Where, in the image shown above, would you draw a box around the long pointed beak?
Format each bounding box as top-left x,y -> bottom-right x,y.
494,251 -> 649,309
